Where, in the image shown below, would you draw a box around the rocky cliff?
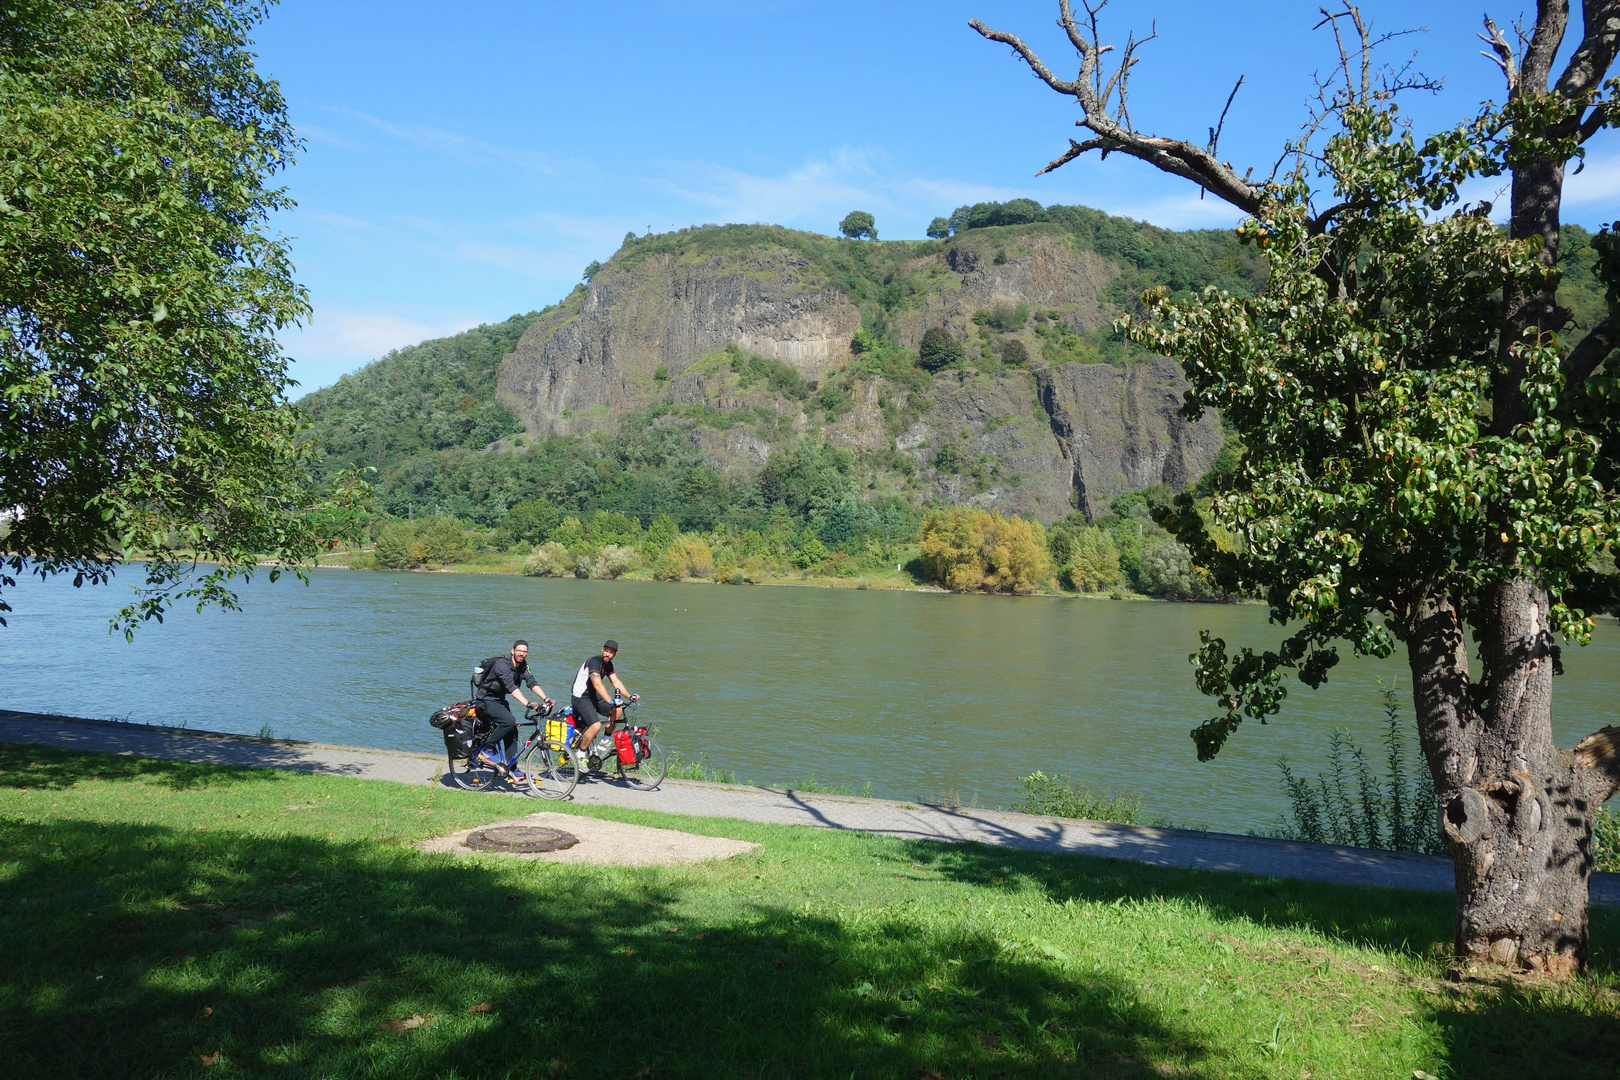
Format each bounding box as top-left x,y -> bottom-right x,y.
495,222 -> 1225,523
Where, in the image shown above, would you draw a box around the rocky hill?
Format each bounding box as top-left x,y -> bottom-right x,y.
490,212 -> 1250,522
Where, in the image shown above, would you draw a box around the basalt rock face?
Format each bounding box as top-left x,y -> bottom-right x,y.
498,247 -> 861,437
1037,357 -> 1225,518
495,226 -> 1223,522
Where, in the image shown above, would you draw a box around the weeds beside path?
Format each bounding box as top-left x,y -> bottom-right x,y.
1,744 -> 1618,1078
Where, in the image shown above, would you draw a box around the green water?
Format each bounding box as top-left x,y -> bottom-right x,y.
2,570 -> 1616,834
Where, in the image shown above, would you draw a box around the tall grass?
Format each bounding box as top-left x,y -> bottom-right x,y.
1015,770 -> 1145,825
1272,680 -> 1443,855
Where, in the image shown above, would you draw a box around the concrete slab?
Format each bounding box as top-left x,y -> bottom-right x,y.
418,811 -> 759,866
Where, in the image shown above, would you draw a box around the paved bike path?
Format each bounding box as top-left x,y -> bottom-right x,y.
4,709 -> 1616,906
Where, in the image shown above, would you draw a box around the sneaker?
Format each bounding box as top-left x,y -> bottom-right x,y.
475,748 -> 503,770
573,750 -> 591,777
507,765 -> 528,784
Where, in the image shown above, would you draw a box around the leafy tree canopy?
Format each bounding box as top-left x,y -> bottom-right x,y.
1137,101 -> 1619,760
918,326 -> 964,372
838,211 -> 877,240
0,0 -> 362,635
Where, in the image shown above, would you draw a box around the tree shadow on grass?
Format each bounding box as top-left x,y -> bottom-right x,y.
1427,984 -> 1620,1079
0,742 -> 291,792
0,818 -> 1227,1080
906,839 -> 1620,1080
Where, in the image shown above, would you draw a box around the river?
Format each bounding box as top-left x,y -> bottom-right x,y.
2,569 -> 1615,834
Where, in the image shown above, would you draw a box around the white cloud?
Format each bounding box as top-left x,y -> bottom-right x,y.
640,148 -> 1253,236
325,106 -> 570,176
1565,153 -> 1620,209
1084,191 -> 1247,230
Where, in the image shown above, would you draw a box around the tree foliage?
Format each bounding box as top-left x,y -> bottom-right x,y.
1132,99 -> 1619,759
920,507 -> 1051,593
0,0 -> 363,634
918,326 -> 964,372
300,312 -> 539,480
838,211 -> 877,240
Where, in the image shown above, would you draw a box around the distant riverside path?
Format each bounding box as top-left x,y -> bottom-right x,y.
1,571 -> 1616,833
3,710 -> 1616,906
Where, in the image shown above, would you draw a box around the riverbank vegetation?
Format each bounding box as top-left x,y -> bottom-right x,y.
4,744 -> 1617,1079
325,479 -> 1239,600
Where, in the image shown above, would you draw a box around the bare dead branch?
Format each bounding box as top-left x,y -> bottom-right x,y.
969,9 -> 1263,216
1209,74 -> 1246,155
1480,15 -> 1520,92
1037,138 -> 1095,176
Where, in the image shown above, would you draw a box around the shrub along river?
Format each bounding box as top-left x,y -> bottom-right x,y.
2,569 -> 1616,835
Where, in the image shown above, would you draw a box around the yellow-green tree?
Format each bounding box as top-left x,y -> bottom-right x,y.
921,508 -> 1051,593
1065,528 -> 1122,592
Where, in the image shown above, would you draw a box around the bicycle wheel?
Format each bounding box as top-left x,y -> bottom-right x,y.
624,736 -> 667,791
448,754 -> 498,791
521,739 -> 579,800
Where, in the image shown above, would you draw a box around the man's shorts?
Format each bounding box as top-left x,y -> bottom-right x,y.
570,693 -> 614,728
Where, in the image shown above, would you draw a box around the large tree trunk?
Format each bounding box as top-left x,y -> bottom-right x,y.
1409,580 -> 1620,973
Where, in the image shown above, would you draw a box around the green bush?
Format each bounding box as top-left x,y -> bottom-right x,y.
504,498 -> 560,545
522,541 -> 572,577
1016,771 -> 1143,825
589,510 -> 641,546
999,338 -> 1029,367
409,515 -> 465,568
918,326 -> 964,372
973,304 -> 1029,333
372,520 -> 416,569
551,516 -> 587,549
791,535 -> 829,570
1135,537 -> 1215,598
1065,528 -> 1122,592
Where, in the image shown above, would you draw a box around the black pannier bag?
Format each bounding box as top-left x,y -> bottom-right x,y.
429,701 -> 485,761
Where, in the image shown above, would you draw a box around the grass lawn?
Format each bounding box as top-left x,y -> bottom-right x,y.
1,744 -> 1615,1079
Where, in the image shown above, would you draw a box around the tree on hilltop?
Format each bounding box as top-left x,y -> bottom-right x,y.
0,0 -> 364,637
974,0 -> 1620,975
839,211 -> 878,240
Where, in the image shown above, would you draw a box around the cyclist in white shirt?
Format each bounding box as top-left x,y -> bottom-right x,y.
570,639 -> 636,772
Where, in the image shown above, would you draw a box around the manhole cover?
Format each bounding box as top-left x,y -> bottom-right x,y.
464,825 -> 579,853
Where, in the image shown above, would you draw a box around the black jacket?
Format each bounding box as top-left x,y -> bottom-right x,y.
478,656 -> 540,701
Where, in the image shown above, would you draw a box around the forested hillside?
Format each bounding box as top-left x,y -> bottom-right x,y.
293,204 -> 1613,598
299,311 -> 547,483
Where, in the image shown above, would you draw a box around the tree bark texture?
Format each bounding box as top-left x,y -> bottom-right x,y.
1408,580 -> 1620,973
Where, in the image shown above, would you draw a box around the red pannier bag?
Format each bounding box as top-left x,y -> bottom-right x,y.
612,729 -> 638,765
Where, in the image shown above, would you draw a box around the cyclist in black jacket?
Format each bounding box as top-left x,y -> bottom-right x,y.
475,640 -> 553,778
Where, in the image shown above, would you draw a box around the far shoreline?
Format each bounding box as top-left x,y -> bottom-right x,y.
302,551 -> 1262,604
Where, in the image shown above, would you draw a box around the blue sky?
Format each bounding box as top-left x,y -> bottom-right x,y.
255,1 -> 1620,392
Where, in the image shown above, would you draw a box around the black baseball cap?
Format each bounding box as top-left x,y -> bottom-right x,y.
603,639 -> 619,652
